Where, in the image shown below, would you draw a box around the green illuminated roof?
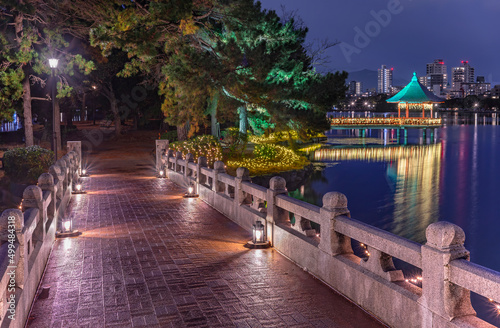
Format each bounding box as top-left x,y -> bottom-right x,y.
387,73 -> 445,103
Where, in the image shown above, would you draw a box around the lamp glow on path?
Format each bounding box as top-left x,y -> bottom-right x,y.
158,169 -> 165,178
80,168 -> 89,177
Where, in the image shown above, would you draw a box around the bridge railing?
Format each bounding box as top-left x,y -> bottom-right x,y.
0,141 -> 82,328
156,142 -> 500,328
330,117 -> 442,126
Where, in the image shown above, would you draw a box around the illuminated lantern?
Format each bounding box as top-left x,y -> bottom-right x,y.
252,221 -> 265,244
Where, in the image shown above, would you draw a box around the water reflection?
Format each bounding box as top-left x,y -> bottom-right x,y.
296,119 -> 500,325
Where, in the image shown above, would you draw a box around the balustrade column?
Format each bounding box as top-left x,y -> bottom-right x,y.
174,151 -> 183,173
197,157 -> 207,186
67,141 -> 82,174
212,161 -> 225,193
265,177 -> 288,246
419,222 -> 476,323
166,149 -> 174,171
319,192 -> 353,256
155,139 -> 169,172
234,167 -> 251,206
185,153 -> 194,179
38,173 -> 56,220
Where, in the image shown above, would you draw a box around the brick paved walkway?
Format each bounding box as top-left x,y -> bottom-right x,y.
28,132 -> 385,328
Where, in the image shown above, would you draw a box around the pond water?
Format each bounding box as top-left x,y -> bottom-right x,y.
293,111 -> 500,326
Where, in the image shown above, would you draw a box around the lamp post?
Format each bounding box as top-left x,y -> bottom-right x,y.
49,58 -> 59,162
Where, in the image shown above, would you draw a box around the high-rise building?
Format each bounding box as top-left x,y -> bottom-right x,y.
425,59 -> 447,94
452,61 -> 475,94
348,81 -> 363,96
377,65 -> 393,94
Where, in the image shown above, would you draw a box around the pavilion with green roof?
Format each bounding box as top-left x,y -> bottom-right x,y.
387,72 -> 445,118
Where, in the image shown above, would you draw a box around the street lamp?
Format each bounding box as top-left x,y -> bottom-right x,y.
49,58 -> 59,162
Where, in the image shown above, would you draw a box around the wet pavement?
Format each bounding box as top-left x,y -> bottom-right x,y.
28,132 -> 385,328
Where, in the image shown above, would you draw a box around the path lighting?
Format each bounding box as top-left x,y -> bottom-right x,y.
183,183 -> 199,198
49,58 -> 59,162
245,220 -> 270,249
158,169 -> 165,178
56,217 -> 82,238
72,181 -> 86,194
80,168 -> 89,177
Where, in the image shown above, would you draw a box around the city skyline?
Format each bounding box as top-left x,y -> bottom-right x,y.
258,0 -> 500,85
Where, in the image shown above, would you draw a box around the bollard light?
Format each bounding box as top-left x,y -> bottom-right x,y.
245,220 -> 270,248
80,168 -> 89,177
183,183 -> 199,198
72,181 -> 86,194
63,219 -> 72,232
56,217 -> 81,238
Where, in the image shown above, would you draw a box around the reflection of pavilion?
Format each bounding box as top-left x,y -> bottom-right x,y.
314,144 -> 442,243
387,72 -> 445,118
313,144 -> 442,162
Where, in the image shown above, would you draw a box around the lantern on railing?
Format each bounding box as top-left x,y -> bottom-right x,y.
245,220 -> 270,249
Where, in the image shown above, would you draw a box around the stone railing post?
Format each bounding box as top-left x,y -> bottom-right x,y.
175,151 -> 183,173
56,159 -> 69,192
0,209 -> 25,289
234,167 -> 251,206
265,176 -> 288,246
67,141 -> 82,174
166,149 -> 174,171
185,153 -> 194,179
38,173 -> 56,220
49,164 -> 64,202
68,151 -> 79,181
212,161 -> 225,193
155,139 -> 169,172
197,157 -> 207,185
319,192 -> 353,256
419,222 -> 476,323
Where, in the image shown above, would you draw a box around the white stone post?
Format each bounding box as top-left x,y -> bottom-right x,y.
175,151 -> 183,173
38,173 -> 56,220
265,176 -> 288,246
319,192 -> 353,256
155,139 -> 169,172
419,222 -> 476,324
166,149 -> 174,171
197,157 -> 207,185
49,164 -> 64,202
185,153 -> 194,179
22,186 -> 45,241
212,161 -> 225,193
234,167 -> 251,206
67,141 -> 82,174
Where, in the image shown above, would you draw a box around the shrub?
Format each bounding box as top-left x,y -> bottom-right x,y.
160,130 -> 178,142
169,135 -> 223,167
3,146 -> 54,184
221,127 -> 248,157
254,144 -> 277,160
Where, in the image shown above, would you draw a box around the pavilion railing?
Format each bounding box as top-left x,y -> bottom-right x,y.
330,117 -> 442,126
156,139 -> 500,328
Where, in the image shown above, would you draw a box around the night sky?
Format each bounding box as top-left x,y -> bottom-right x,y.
259,0 -> 500,85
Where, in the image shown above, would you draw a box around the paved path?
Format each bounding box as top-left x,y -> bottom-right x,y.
28,132 -> 385,328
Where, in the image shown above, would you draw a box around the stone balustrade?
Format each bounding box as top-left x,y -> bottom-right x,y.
0,142 -> 82,328
156,141 -> 500,328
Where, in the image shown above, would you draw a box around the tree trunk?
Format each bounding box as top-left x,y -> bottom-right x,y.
22,78 -> 34,146
238,104 -> 247,134
210,92 -> 219,138
110,96 -> 121,136
177,121 -> 189,141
